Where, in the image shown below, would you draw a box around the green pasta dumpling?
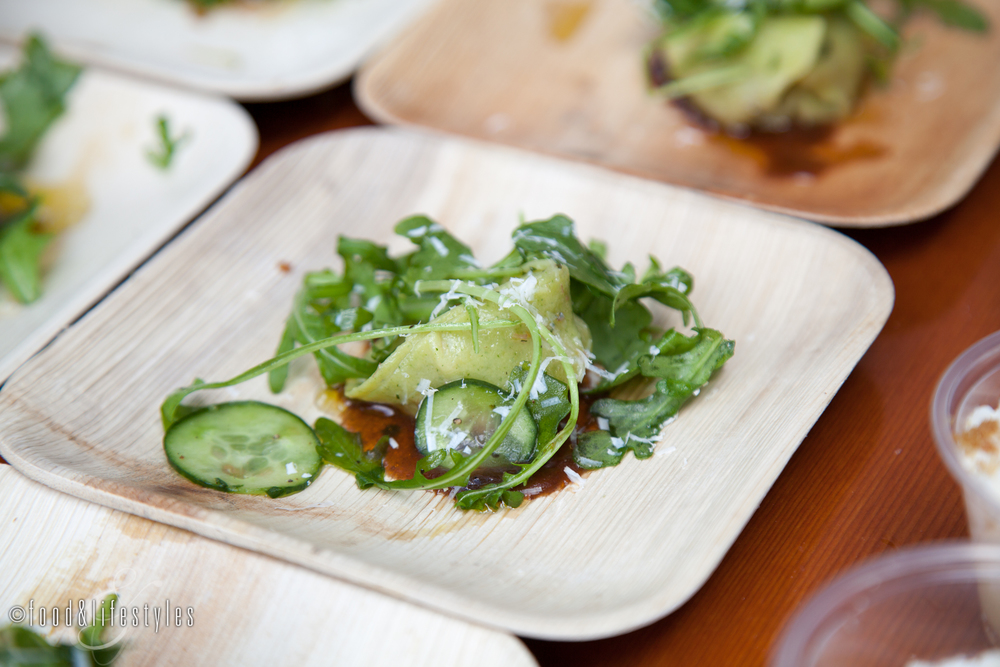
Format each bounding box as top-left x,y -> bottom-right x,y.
346,259 -> 591,414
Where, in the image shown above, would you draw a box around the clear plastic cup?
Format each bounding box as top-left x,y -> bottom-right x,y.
770,542 -> 1000,666
933,330 -> 1000,545
932,330 -> 1000,641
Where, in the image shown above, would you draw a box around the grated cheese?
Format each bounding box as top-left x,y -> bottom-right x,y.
428,236 -> 450,257
564,466 -> 584,485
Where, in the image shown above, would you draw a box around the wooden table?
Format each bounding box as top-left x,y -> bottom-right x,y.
243,82 -> 1000,665
6,78 -> 1000,666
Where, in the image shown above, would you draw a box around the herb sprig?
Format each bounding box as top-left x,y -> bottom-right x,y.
146,115 -> 190,170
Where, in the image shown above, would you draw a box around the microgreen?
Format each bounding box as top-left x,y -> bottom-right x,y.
146,115 -> 190,170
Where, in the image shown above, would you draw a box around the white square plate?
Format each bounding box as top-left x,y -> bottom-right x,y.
0,127 -> 893,640
1,0 -> 438,100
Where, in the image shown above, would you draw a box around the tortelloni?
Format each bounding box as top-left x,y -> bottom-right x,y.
346,259 -> 591,414
653,14 -> 869,131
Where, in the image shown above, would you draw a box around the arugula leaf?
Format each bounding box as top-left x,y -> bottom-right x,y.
456,480 -> 526,511
0,35 -> 81,172
611,279 -> 694,326
395,215 -> 479,286
640,327 -> 734,384
293,286 -> 379,385
508,364 -> 572,447
269,274 -> 379,391
589,328 -> 734,441
573,427 -> 667,469
0,203 -> 53,304
572,283 -> 653,373
314,417 -> 386,489
513,215 -> 626,298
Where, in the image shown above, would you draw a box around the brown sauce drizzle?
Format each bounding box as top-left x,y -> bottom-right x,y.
646,48 -> 886,177
707,129 -> 886,178
323,388 -> 603,503
328,390 -> 421,482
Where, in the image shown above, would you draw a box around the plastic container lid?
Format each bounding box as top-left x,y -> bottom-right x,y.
770,542 -> 1000,667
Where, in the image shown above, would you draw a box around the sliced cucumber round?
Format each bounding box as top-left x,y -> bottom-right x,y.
414,379 -> 537,469
164,401 -> 322,498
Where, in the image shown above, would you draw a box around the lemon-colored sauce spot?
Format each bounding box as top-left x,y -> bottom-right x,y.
547,1 -> 592,42
24,176 -> 91,234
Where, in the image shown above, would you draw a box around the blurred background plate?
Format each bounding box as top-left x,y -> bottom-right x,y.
0,46 -> 257,383
0,0 -> 438,100
0,465 -> 537,666
355,0 -> 1000,226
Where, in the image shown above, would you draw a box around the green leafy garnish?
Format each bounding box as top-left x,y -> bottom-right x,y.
0,34 -> 81,304
315,417 -> 386,488
146,115 -> 190,170
0,594 -> 122,666
161,214 -> 733,510
0,202 -> 52,304
649,0 -> 987,130
0,35 -> 81,172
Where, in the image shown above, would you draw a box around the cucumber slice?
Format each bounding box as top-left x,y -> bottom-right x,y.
415,379 -> 537,470
164,401 -> 322,498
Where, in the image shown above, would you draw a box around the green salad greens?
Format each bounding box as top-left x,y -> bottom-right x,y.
161,215 -> 734,511
0,35 -> 81,305
648,0 -> 988,131
0,595 -> 122,666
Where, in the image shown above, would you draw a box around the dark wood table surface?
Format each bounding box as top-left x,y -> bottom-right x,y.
5,77 -> 1000,666
242,82 -> 1000,666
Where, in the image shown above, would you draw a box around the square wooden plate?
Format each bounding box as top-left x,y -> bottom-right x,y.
0,465 -> 536,666
0,46 -> 257,383
355,0 -> 1000,226
0,127 -> 893,640
1,0 -> 437,100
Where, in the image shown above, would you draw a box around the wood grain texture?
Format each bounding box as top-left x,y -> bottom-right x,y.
0,127 -> 891,640
355,0 -> 1000,226
0,466 -> 536,666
